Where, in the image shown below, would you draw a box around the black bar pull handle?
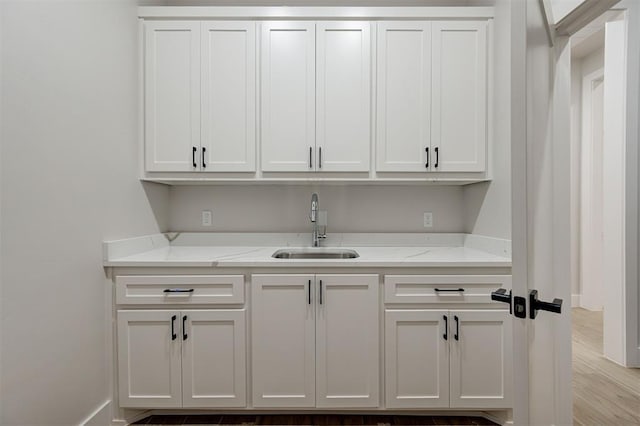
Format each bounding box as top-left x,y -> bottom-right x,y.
309,146 -> 313,169
435,147 -> 439,168
319,147 -> 322,169
171,315 -> 177,341
202,147 -> 206,168
308,279 -> 312,305
434,288 -> 465,293
319,280 -> 323,305
192,147 -> 197,168
425,147 -> 429,168
530,290 -> 563,319
163,288 -> 195,293
454,315 -> 459,341
443,315 -> 448,340
182,315 -> 188,340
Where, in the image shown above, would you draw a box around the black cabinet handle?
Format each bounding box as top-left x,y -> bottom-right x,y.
163,288 -> 194,293
435,147 -> 439,168
309,146 -> 313,168
192,147 -> 197,168
319,280 -> 323,305
319,147 -> 322,169
425,147 -> 429,168
308,279 -> 312,305
202,147 -> 206,168
171,315 -> 177,341
434,288 -> 465,293
454,315 -> 459,341
182,315 -> 188,340
443,315 -> 448,340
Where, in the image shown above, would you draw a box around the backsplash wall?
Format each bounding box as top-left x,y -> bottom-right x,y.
169,185 -> 465,233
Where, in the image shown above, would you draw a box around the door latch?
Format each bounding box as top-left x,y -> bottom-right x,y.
529,290 -> 562,318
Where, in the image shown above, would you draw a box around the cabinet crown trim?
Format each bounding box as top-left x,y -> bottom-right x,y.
138,6 -> 494,19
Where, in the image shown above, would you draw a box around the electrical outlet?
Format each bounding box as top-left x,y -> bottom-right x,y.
423,212 -> 433,228
202,210 -> 213,227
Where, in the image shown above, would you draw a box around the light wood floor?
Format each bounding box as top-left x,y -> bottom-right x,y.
572,308 -> 640,425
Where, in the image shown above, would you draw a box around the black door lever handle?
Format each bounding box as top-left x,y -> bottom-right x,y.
530,290 -> 563,319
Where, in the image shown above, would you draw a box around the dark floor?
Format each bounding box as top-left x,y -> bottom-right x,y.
133,414 -> 498,426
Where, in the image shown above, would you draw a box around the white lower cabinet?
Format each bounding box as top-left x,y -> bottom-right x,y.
385,309 -> 511,409
252,274 -> 379,408
117,309 -> 246,408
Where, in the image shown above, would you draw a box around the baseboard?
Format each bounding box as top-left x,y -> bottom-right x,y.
80,400 -> 111,426
572,294 -> 581,307
111,409 -> 151,426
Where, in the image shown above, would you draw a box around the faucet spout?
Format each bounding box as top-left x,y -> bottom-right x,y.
310,193 -> 318,223
310,193 -> 325,247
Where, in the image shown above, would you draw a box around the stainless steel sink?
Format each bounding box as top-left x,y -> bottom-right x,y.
272,248 -> 359,259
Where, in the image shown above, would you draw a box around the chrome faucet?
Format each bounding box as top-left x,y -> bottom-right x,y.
310,193 -> 326,247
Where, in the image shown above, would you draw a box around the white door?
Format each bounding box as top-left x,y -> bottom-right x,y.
449,310 -> 512,408
144,21 -> 200,172
376,22 -> 431,172
201,22 -> 256,172
512,1 -> 573,422
182,310 -> 247,408
117,310 -> 181,408
261,22 -> 315,172
251,275 -> 315,407
431,21 -> 487,172
316,22 -> 371,172
385,309 -> 449,408
315,274 -> 379,408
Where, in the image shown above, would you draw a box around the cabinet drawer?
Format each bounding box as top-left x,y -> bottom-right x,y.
116,275 -> 244,305
384,275 -> 510,304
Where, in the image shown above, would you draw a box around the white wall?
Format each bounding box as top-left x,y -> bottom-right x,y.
462,0 -> 511,240
552,0 -> 585,23
0,1 -> 169,424
170,185 -> 465,233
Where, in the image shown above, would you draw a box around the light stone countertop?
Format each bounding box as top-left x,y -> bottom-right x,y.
103,233 -> 512,268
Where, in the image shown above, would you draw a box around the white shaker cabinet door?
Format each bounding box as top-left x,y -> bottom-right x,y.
431,21 -> 487,172
251,275 -> 316,407
449,310 -> 512,408
376,22 -> 432,172
181,309 -> 247,408
315,274 -> 379,408
144,21 -> 200,172
385,310 -> 450,408
201,22 -> 256,172
261,22 -> 316,172
117,310 -> 182,408
316,22 -> 371,172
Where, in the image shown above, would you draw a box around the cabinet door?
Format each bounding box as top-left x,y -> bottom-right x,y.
261,22 -> 315,172
385,310 -> 449,408
431,21 -> 487,172
182,310 -> 247,408
316,274 -> 379,408
376,22 -> 431,172
449,310 -> 512,408
316,22 -> 371,172
144,21 -> 200,172
117,310 -> 181,408
251,275 -> 316,407
201,22 -> 256,172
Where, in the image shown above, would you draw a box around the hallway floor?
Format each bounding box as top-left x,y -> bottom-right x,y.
572,308 -> 640,425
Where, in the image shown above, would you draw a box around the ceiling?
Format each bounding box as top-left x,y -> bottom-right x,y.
139,0 -> 494,6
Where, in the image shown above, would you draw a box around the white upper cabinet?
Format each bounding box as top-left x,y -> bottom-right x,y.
201,22 -> 256,172
261,22 -> 316,172
316,22 -> 371,172
431,21 -> 487,172
376,22 -> 432,172
144,21 -> 200,172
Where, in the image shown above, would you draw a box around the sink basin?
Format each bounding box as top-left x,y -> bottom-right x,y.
272,248 -> 360,259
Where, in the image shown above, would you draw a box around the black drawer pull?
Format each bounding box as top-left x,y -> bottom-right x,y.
454,315 -> 459,341
308,279 -> 312,305
443,315 -> 448,340
192,146 -> 197,168
425,147 -> 429,168
163,288 -> 195,293
202,147 -> 206,168
435,147 -> 439,168
182,315 -> 188,340
434,288 -> 465,292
